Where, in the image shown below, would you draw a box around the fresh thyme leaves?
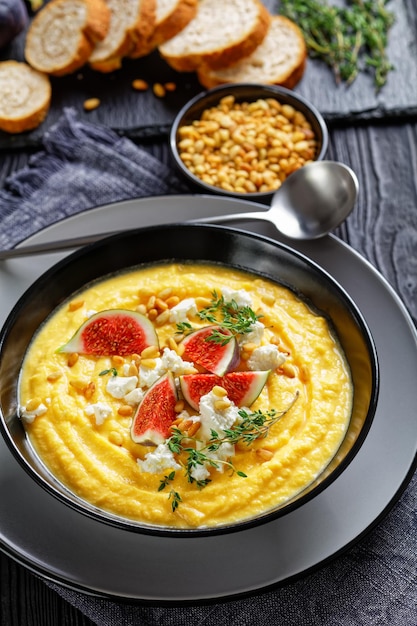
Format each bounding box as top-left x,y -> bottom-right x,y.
160,392 -> 299,510
176,291 -> 262,345
280,0 -> 395,88
99,367 -> 118,377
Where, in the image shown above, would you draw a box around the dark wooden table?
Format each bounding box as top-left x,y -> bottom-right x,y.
1,1 -> 417,621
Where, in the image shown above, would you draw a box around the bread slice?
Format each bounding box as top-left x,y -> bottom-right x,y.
137,0 -> 198,56
89,0 -> 156,71
197,15 -> 307,89
25,0 -> 110,76
159,0 -> 271,72
0,61 -> 51,133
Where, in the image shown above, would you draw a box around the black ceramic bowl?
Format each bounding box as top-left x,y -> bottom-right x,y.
0,224 -> 378,536
170,83 -> 328,202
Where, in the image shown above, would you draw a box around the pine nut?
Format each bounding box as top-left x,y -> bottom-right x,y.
25,398 -> 41,412
153,83 -> 166,98
141,358 -> 157,369
174,400 -> 185,413
67,353 -> 79,367
141,345 -> 159,359
214,399 -> 231,411
212,385 -> 227,397
177,95 -> 318,194
112,355 -> 124,366
68,300 -> 84,311
132,79 -> 149,91
83,98 -> 100,111
186,421 -> 201,437
256,448 -> 274,461
84,382 -> 95,400
155,310 -> 170,326
47,371 -> 62,382
118,405 -> 133,416
109,431 -> 124,445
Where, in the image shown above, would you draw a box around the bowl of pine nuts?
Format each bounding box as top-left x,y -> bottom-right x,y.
170,83 -> 328,200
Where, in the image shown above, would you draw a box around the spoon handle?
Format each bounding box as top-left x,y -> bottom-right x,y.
0,212 -> 271,260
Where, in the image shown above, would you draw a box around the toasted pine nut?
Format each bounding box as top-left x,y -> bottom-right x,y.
112,355 -> 125,366
132,79 -> 148,91
109,431 -> 124,446
153,83 -> 166,98
68,300 -> 84,311
256,448 -> 274,461
214,399 -> 231,411
147,308 -> 158,321
155,297 -> 168,311
155,310 -> 170,326
281,362 -> 297,378
67,353 -> 79,367
164,82 -> 177,92
186,421 -> 201,437
128,362 -> 139,376
136,304 -> 147,314
118,405 -> 133,416
84,382 -> 95,400
69,379 -> 87,392
174,400 -> 185,413
83,98 -> 100,111
47,371 -> 62,382
165,296 -> 180,308
141,345 -> 159,359
146,295 -> 156,310
25,398 -> 41,412
157,287 -> 172,299
141,358 -> 157,369
212,385 -> 227,397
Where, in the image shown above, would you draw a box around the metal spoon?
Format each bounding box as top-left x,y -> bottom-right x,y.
204,160 -> 359,240
0,161 -> 358,260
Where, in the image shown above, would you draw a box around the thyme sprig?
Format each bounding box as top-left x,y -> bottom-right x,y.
280,0 -> 395,88
158,392 -> 299,511
176,291 -> 262,345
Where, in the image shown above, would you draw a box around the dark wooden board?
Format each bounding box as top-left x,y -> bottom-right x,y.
1,0 -> 417,147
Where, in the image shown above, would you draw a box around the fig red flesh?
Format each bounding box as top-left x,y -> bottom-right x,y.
180,370 -> 270,410
131,372 -> 177,445
58,309 -> 159,356
181,325 -> 239,375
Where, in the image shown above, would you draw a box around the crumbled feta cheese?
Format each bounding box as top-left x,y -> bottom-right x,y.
239,320 -> 265,346
221,286 -> 252,308
85,402 -> 112,425
124,387 -> 145,406
169,298 -> 198,323
20,403 -> 47,423
137,443 -> 181,474
106,375 -> 138,399
139,348 -> 194,389
199,389 -> 240,440
190,463 -> 210,482
139,359 -> 165,388
247,344 -> 286,371
160,348 -> 194,375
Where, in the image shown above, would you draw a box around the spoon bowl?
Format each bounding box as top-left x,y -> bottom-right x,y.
203,160 -> 359,240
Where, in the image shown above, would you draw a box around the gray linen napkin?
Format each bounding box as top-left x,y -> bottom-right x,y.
1,110 -> 416,626
0,107 -> 189,249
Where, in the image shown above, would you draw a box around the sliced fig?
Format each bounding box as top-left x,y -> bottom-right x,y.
180,370 -> 270,410
58,309 -> 159,356
181,325 -> 239,376
131,372 -> 177,445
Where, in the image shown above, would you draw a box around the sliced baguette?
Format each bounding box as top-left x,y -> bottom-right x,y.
25,0 -> 110,76
0,61 -> 51,133
89,0 -> 156,71
197,15 -> 307,89
159,0 -> 271,72
137,0 -> 198,56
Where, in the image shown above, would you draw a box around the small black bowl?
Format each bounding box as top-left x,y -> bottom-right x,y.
0,224 -> 378,537
170,83 -> 328,202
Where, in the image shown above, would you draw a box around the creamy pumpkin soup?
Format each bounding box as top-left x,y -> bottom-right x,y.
19,263 -> 352,529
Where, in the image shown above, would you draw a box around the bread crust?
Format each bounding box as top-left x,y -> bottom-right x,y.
25,0 -> 110,76
139,0 -> 198,55
197,15 -> 307,89
89,0 -> 156,71
159,0 -> 271,72
0,61 -> 51,134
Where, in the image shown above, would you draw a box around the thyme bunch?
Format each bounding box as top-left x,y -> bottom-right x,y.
176,291 -> 262,345
158,392 -> 299,511
280,0 -> 395,88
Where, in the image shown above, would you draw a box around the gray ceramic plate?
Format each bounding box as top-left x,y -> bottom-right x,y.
0,195 -> 416,602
